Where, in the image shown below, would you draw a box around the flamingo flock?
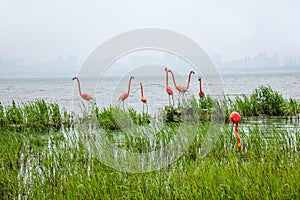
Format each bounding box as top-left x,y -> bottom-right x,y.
73,69 -> 203,107
73,69 -> 242,150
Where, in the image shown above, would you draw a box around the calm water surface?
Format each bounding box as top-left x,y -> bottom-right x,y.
1,72 -> 300,114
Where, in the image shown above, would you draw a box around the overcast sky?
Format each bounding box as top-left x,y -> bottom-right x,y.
0,0 -> 299,65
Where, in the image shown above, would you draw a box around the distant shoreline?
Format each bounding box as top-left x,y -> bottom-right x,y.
218,65 -> 300,74
0,65 -> 299,78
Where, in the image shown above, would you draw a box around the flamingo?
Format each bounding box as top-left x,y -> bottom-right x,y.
168,69 -> 195,102
118,76 -> 134,109
229,111 -> 242,149
198,76 -> 205,97
165,68 -> 174,106
140,82 -> 148,113
72,76 -> 93,101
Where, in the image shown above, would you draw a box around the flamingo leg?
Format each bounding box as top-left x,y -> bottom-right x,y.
172,95 -> 174,106
235,131 -> 241,149
86,100 -> 91,115
142,103 -> 148,113
235,125 -> 242,149
183,93 -> 188,104
230,123 -> 234,149
178,93 -> 181,105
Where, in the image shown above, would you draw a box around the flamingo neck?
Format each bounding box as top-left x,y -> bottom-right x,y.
186,71 -> 193,89
235,123 -> 241,148
140,84 -> 144,97
235,122 -> 238,133
165,70 -> 169,88
76,78 -> 82,96
200,79 -> 203,93
127,77 -> 133,95
169,70 -> 178,88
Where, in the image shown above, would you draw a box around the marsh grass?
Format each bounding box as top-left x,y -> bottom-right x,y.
231,85 -> 300,117
1,122 -> 299,199
1,86 -> 300,199
0,100 -> 72,132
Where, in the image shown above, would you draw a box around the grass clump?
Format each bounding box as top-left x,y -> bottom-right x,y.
232,85 -> 300,117
0,100 -> 66,132
94,106 -> 151,131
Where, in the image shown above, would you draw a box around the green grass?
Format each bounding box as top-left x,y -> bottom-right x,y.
0,100 -> 72,132
0,85 -> 300,199
230,85 -> 300,117
1,122 -> 299,199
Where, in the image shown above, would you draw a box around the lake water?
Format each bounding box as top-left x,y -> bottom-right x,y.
1,71 -> 300,114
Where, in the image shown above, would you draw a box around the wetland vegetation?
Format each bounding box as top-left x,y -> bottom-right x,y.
0,86 -> 299,199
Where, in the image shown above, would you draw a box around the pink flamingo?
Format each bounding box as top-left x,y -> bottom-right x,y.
198,76 -> 205,97
73,76 -> 93,101
229,111 -> 242,149
168,69 -> 195,102
165,68 -> 174,106
118,76 -> 134,109
140,82 -> 148,113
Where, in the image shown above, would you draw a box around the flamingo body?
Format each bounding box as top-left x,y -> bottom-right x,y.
230,111 -> 242,149
141,96 -> 147,103
166,87 -> 174,96
199,91 -> 205,97
176,85 -> 188,93
230,112 -> 241,124
119,93 -> 129,101
81,93 -> 93,101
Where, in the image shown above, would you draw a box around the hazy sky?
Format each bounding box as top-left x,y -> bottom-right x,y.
0,0 -> 299,65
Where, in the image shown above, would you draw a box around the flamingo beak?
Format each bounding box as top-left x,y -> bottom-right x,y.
72,77 -> 75,80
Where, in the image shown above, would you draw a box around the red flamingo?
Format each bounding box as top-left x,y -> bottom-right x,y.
118,76 -> 134,109
168,69 -> 195,101
229,111 -> 242,149
198,76 -> 205,97
140,82 -> 148,113
165,68 -> 174,106
73,76 -> 93,101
